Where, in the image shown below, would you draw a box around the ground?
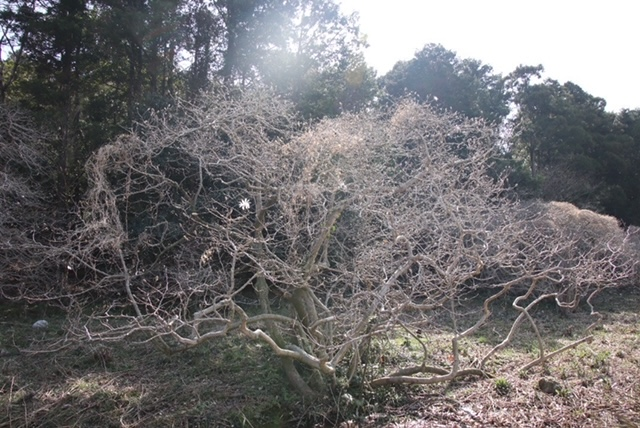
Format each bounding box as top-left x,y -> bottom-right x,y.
1,286 -> 639,427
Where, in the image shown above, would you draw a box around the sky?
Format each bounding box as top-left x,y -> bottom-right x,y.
338,0 -> 639,112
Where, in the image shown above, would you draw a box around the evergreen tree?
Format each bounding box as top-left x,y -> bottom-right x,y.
381,43 -> 509,124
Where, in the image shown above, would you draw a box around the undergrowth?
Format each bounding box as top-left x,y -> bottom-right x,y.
1,286 -> 639,427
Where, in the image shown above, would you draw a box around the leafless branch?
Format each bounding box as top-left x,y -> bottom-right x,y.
49,89 -> 636,395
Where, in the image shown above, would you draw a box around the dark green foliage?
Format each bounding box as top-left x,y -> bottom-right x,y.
380,43 -> 510,124
1,0 -> 369,202
258,1 -> 375,120
602,109 -> 640,224
273,54 -> 378,120
507,70 -> 640,225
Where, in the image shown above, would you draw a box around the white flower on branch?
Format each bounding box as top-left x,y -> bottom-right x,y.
239,198 -> 251,211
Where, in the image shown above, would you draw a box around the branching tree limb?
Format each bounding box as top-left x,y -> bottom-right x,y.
50,89 -> 636,395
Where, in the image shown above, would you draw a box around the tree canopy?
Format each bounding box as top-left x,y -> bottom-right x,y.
380,43 -> 510,124
3,1 -> 639,223
505,66 -> 640,224
0,0 -> 372,199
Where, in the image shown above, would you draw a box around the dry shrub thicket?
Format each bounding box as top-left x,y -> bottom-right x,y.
10,90 -> 637,396
0,105 -> 62,299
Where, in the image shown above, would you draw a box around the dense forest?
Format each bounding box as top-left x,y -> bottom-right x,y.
1,1 -> 640,424
1,0 -> 638,225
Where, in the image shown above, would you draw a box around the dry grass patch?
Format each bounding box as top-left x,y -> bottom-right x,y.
1,286 -> 639,427
336,287 -> 640,427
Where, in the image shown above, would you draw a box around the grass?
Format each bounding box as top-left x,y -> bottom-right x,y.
494,378 -> 511,396
1,285 -> 639,427
0,308 -> 299,427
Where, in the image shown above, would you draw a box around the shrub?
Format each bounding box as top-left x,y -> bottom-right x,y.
59,89 -> 635,396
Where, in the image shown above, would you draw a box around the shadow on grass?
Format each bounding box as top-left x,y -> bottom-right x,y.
0,305 -> 300,427
1,285 -> 639,427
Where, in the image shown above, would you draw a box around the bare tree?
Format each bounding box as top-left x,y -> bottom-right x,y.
63,89 -> 636,396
